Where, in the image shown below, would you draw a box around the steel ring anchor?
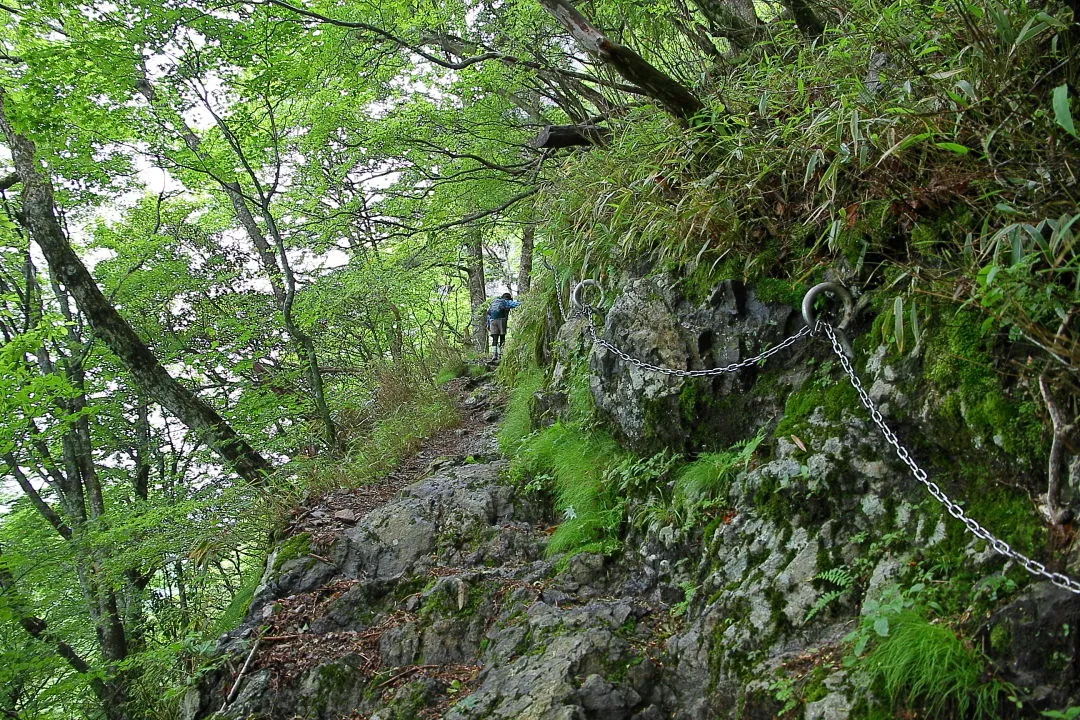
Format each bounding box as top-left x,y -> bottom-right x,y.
801,282 -> 855,332
571,279 -> 605,312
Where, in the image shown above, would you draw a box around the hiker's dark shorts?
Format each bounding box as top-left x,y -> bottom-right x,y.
489,318 -> 507,335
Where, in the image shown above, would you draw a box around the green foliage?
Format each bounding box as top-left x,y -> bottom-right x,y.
316,379 -> 460,491
804,567 -> 855,622
674,432 -> 763,504
4,0 -> 1079,714
497,269 -> 558,382
670,580 -> 697,618
847,585 -> 1015,719
1043,708 -> 1080,720
497,367 -> 545,455
513,423 -> 627,557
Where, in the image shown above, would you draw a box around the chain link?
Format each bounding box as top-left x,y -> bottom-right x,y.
821,323 -> 1080,595
580,312 -> 812,377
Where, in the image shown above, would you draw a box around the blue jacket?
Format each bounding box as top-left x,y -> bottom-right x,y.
487,298 -> 520,321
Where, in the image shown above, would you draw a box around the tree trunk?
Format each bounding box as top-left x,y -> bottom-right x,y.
134,70 -> 287,305
784,0 -> 825,39
518,225 -> 535,295
464,228 -> 488,353
536,0 -> 704,122
0,89 -> 273,486
263,211 -> 341,453
1,544 -> 131,720
139,70 -> 340,453
691,0 -> 762,50
531,124 -> 611,148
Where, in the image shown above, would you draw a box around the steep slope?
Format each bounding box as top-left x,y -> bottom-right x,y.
182,275 -> 1080,720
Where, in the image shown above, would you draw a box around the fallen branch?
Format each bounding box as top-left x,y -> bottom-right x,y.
374,664 -> 440,690
222,632 -> 264,710
1040,375 -> 1076,525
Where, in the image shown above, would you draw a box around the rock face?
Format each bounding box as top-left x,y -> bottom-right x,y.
589,277 -> 809,453
182,451 -> 689,720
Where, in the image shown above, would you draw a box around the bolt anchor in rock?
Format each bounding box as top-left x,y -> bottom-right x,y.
801,282 -> 854,332
802,282 -> 855,357
571,279 -> 605,314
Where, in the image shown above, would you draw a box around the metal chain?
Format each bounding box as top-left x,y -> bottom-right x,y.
578,308 -> 812,377
821,323 -> 1080,595
539,257 -> 570,321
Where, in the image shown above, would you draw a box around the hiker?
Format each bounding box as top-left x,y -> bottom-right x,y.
486,292 -> 520,360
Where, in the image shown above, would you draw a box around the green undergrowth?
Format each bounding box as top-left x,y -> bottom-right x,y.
850,590 -> 1016,719
512,423 -> 628,557
669,432 -> 764,530
497,267 -> 559,382
349,387 -> 459,484
297,378 -> 460,497
537,0 -> 1080,382
498,366 -> 545,455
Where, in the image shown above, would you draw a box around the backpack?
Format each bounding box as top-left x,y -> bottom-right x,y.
487,298 -> 511,321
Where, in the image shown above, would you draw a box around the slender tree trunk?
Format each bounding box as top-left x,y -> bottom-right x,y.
536,0 -> 704,122
0,89 -> 273,485
518,225 -> 535,295
138,71 -> 339,452
134,70 -> 287,305
464,228 -> 488,353
263,211 -> 341,453
691,0 -> 762,50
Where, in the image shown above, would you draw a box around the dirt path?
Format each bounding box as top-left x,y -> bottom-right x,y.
280,375 -> 502,547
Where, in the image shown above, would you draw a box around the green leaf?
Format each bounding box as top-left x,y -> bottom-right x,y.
893,296 -> 904,353
1052,84 -> 1077,138
934,142 -> 969,154
853,634 -> 869,656
909,300 -> 921,347
873,617 -> 890,637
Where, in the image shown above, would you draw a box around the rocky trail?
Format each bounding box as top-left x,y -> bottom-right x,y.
177,284 -> 1080,720
181,375 -> 686,720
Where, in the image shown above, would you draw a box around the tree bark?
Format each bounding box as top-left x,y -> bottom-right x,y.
0,89 -> 273,486
531,124 -> 611,148
691,0 -> 762,50
464,228 -> 488,353
518,225 -> 535,295
536,0 -> 704,122
784,0 -> 826,39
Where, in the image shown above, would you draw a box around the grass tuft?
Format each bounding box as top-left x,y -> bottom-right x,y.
515,423 -> 627,557
864,609 -> 1014,719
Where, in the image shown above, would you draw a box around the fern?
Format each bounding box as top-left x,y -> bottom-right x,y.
817,567 -> 854,588
804,567 -> 856,622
